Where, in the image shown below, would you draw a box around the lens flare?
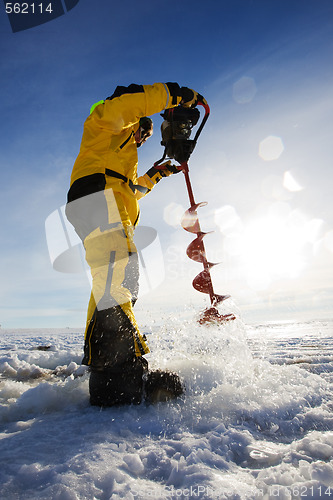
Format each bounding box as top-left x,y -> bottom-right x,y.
283,171 -> 304,192
259,135 -> 284,161
232,76 -> 257,104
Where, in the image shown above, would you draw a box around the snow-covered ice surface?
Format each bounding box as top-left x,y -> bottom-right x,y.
1,313 -> 333,499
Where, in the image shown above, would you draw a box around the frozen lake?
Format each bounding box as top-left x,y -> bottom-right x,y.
0,315 -> 333,499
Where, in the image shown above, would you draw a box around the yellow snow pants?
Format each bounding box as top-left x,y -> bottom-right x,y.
66,179 -> 149,370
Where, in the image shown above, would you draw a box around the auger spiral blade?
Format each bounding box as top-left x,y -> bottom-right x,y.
192,267 -> 217,294
186,233 -> 213,263
181,196 -> 235,324
198,307 -> 236,325
213,293 -> 232,305
181,202 -> 207,233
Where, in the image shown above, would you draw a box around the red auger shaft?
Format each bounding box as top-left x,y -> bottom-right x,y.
180,161 -> 217,306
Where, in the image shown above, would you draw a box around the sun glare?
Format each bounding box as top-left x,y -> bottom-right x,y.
216,205 -> 324,291
240,214 -> 307,289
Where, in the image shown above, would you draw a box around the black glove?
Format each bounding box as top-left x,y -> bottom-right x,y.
180,87 -> 207,108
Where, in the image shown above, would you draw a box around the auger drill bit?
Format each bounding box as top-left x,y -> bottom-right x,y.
180,162 -> 235,324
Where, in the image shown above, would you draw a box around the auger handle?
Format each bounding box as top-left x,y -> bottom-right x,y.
193,101 -> 210,145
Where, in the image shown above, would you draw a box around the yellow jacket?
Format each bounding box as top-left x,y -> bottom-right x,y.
69,82 -> 183,225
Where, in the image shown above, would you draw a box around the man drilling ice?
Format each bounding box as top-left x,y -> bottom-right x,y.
66,82 -> 204,406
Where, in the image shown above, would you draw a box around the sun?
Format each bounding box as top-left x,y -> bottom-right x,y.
240,214 -> 308,290
215,204 -> 324,291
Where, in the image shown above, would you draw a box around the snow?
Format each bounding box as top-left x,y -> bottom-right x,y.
1,314 -> 333,499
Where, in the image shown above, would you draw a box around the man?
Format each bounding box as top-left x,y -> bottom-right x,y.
66,82 -> 204,406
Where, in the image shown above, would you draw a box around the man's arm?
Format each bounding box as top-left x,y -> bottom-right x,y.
135,161 -> 181,200
89,82 -> 200,133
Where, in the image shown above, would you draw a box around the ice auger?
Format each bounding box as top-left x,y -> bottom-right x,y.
154,101 -> 236,324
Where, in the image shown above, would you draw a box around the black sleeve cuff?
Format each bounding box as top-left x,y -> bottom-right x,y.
165,82 -> 182,105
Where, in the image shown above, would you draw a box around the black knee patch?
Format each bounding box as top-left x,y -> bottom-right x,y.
83,306 -> 138,370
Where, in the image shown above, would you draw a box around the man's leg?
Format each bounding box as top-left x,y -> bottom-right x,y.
66,187 -> 149,405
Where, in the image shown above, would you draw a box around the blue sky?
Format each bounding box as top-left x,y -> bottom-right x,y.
1,0 -> 333,327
